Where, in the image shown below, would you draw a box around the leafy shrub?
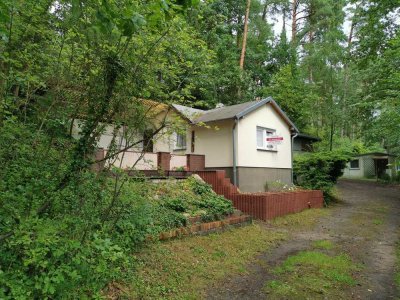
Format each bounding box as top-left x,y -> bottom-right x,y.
173,166 -> 186,171
395,171 -> 400,183
378,173 -> 391,182
190,177 -> 214,195
162,196 -> 189,212
196,195 -> 235,222
187,177 -> 234,220
294,151 -> 350,203
152,205 -> 188,231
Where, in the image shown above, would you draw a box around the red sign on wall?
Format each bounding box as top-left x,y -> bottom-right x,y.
266,136 -> 283,144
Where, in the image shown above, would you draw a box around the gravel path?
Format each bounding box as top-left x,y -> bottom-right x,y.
206,180 -> 400,299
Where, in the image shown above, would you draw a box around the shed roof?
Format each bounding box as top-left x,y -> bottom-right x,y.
296,133 -> 321,141
355,152 -> 396,158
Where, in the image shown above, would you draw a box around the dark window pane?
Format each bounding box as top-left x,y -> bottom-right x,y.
350,159 -> 359,169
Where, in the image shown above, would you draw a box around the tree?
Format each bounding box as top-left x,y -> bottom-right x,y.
240,0 -> 252,69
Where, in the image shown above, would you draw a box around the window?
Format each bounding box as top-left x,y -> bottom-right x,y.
256,126 -> 277,151
350,159 -> 360,169
174,132 -> 186,150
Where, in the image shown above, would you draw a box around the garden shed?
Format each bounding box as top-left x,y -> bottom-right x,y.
342,152 -> 397,180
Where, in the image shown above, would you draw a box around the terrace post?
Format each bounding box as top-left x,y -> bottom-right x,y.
186,154 -> 205,171
157,152 -> 171,171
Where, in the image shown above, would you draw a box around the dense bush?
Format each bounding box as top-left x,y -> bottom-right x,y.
294,151 -> 350,203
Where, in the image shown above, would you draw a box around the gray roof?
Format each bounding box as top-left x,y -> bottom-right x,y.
195,100 -> 261,123
171,104 -> 205,121
172,97 -> 299,132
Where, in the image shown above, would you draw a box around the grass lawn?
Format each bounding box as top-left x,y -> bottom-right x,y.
264,241 -> 360,299
112,208 -> 326,299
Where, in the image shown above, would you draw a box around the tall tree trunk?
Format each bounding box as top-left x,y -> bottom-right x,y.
342,20 -> 355,137
262,2 -> 267,21
308,30 -> 314,82
239,0 -> 251,69
329,119 -> 334,151
291,0 -> 298,43
282,9 -> 286,33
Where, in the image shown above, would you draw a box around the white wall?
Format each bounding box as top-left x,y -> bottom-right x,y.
152,110 -> 191,154
342,157 -> 364,178
72,109 -> 186,153
71,120 -> 143,151
190,120 -> 234,168
170,154 -> 187,169
104,150 -> 158,170
236,103 -> 292,168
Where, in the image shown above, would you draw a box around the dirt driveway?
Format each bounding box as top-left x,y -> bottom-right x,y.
207,180 -> 400,299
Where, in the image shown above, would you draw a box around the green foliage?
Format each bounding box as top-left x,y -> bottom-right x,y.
315,135 -> 384,155
294,151 -> 350,202
191,177 -> 214,195
0,122 -> 139,298
162,196 -> 189,212
153,205 -> 189,230
395,171 -> 400,183
262,65 -> 315,129
187,177 -> 234,221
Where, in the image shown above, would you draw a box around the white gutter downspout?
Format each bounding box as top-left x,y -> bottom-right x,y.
291,132 -> 298,184
232,118 -> 238,186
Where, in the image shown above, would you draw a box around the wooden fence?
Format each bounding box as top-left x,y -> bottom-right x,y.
195,170 -> 324,220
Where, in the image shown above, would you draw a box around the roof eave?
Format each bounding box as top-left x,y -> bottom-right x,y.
194,116 -> 235,124
296,133 -> 321,141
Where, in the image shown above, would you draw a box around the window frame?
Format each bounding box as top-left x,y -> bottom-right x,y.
349,159 -> 360,169
256,126 -> 278,152
174,131 -> 187,150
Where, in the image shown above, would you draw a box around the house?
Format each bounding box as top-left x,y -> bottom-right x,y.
76,97 -> 299,192
293,133 -> 321,154
342,152 -> 397,180
170,97 -> 299,192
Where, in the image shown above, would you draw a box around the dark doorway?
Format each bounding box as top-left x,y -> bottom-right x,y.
375,159 -> 388,178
